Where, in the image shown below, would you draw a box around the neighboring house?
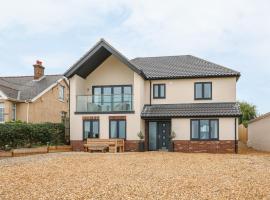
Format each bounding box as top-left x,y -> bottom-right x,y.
248,113 -> 270,152
0,61 -> 69,123
64,39 -> 241,153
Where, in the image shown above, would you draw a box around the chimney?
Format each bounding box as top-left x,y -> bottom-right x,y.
33,60 -> 44,80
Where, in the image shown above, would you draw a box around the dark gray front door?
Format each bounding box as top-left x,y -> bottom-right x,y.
158,122 -> 170,150
148,121 -> 170,151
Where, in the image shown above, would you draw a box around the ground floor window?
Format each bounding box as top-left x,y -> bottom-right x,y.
0,103 -> 4,123
83,120 -> 99,140
109,119 -> 126,139
191,119 -> 219,140
12,103 -> 16,121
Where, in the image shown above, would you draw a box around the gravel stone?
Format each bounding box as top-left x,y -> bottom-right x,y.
0,152 -> 269,200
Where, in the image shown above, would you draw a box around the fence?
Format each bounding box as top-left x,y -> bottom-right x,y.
238,124 -> 248,144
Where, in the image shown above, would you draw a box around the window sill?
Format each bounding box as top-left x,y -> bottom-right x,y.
58,99 -> 65,103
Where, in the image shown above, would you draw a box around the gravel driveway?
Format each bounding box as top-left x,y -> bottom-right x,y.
0,152 -> 270,200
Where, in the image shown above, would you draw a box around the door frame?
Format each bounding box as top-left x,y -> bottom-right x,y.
145,119 -> 171,151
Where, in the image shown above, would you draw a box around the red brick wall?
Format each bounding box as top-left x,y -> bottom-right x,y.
70,140 -> 84,151
173,140 -> 237,153
124,140 -> 139,152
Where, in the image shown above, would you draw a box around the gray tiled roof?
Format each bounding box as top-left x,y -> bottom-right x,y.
131,55 -> 240,79
141,102 -> 241,118
0,75 -> 64,101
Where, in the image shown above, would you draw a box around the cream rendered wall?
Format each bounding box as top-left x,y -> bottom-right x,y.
171,118 -> 237,140
69,55 -> 145,141
146,77 -> 237,104
248,117 -> 270,151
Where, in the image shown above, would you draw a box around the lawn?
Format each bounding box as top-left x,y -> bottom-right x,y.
0,152 -> 269,200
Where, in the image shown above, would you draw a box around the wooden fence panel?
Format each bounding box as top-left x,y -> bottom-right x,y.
238,124 -> 248,144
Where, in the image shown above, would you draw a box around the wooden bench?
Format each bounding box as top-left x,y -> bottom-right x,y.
83,139 -> 125,153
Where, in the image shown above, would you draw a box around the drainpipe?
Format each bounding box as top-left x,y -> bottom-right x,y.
234,118 -> 238,154
149,80 -> 152,106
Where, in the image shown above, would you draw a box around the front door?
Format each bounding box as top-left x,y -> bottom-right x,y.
149,121 -> 170,151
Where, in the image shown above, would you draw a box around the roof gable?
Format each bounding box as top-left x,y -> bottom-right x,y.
64,39 -> 145,79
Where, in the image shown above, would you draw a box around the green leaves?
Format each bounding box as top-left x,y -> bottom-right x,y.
238,101 -> 257,127
0,122 -> 65,150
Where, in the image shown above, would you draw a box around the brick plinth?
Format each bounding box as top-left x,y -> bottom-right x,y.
124,140 -> 139,152
173,140 -> 237,153
70,140 -> 84,151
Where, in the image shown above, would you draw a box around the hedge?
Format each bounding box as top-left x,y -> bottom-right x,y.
0,122 -> 66,150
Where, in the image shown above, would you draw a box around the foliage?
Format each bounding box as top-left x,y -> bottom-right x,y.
137,131 -> 144,140
0,122 -> 65,150
169,131 -> 176,140
238,101 -> 257,127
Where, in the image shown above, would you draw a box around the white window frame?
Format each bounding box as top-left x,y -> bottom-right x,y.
12,103 -> 16,121
0,103 -> 4,123
58,85 -> 65,101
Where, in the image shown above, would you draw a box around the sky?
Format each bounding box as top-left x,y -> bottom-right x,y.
0,0 -> 269,114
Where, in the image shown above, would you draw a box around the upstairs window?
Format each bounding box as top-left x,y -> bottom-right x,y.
59,85 -> 65,101
195,82 -> 212,100
153,84 -> 166,99
0,103 -> 4,123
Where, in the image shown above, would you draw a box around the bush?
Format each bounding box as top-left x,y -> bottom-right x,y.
0,122 -> 65,150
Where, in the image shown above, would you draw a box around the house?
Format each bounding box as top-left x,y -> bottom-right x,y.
64,39 -> 241,153
248,113 -> 270,152
0,61 -> 69,123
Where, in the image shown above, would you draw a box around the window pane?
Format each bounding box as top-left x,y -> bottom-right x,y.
200,120 -> 209,139
0,103 -> 4,122
149,122 -> 157,150
195,83 -> 203,98
210,120 -> 218,139
103,87 -> 112,111
123,86 -> 131,94
204,83 -> 211,98
93,87 -> 102,104
160,85 -> 165,97
123,86 -> 132,110
110,121 -> 117,138
154,85 -> 159,98
92,121 -> 99,138
83,121 -> 91,139
119,121 -> 126,139
191,120 -> 199,139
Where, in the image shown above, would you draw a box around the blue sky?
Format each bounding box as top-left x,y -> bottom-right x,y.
0,0 -> 269,114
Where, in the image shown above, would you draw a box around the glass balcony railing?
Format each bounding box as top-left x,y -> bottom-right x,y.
76,94 -> 133,112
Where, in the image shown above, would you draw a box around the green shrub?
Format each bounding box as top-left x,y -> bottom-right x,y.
0,122 -> 65,150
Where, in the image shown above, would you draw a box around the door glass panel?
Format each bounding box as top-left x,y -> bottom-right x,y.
92,121 -> 99,138
200,120 -> 209,139
103,87 -> 112,111
119,120 -> 126,139
149,122 -> 157,150
110,121 -> 117,138
83,121 -> 91,139
113,87 -> 122,111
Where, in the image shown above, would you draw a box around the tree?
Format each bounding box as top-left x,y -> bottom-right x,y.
238,101 -> 257,127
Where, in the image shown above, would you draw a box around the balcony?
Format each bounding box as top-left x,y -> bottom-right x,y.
76,94 -> 133,113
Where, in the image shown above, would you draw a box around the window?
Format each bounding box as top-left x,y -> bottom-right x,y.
83,120 -> 99,140
153,84 -> 166,99
0,103 -> 4,123
109,119 -> 126,139
59,85 -> 65,101
12,103 -> 16,121
191,119 -> 218,140
92,85 -> 132,111
194,82 -> 212,100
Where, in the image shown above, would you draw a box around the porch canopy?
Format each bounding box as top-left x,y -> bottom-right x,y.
141,102 -> 242,119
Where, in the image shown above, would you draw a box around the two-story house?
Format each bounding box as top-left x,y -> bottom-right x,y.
65,39 -> 241,153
